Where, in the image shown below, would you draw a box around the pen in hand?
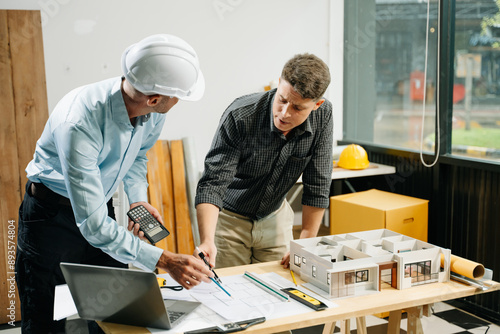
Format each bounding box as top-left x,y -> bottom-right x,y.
195,247 -> 222,284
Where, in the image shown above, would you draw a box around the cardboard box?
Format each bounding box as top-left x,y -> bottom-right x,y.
329,189 -> 428,241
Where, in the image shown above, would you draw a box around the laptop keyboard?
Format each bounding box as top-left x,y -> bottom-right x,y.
168,311 -> 185,323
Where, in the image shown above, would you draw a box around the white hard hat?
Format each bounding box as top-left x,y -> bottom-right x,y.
121,34 -> 205,101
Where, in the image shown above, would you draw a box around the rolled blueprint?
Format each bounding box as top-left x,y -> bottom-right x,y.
441,254 -> 485,279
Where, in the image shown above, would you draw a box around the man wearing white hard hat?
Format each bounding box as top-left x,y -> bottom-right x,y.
15,34 -> 212,332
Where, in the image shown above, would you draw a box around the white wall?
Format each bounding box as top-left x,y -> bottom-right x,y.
2,0 -> 344,171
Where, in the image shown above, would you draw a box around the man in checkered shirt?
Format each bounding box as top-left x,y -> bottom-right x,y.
195,53 -> 333,269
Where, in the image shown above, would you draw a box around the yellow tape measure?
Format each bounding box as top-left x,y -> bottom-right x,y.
281,288 -> 328,311
157,277 -> 166,287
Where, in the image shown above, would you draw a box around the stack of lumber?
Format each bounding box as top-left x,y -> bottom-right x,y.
146,140 -> 199,257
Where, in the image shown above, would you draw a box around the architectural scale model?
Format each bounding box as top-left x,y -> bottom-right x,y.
290,229 -> 451,299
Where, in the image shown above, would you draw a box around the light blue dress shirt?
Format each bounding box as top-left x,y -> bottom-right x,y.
26,77 -> 165,271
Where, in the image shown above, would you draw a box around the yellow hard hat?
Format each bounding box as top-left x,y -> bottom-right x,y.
338,144 -> 369,170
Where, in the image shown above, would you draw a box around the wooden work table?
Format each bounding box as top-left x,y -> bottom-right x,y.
98,261 -> 499,334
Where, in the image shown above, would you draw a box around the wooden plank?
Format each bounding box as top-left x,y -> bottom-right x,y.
0,10 -> 23,325
170,140 -> 195,255
8,10 -> 49,197
160,141 -> 175,247
146,143 -> 165,275
146,143 -> 161,239
0,10 -> 48,325
146,141 -> 176,254
152,141 -> 175,253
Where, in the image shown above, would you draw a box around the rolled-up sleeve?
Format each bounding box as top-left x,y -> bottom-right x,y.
301,105 -> 334,208
195,113 -> 241,209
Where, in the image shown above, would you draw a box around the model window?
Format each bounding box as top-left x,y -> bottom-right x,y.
345,272 -> 355,285
356,270 -> 369,283
418,264 -> 426,282
406,260 -> 433,284
424,260 -> 431,280
411,264 -> 418,283
312,265 -> 317,278
294,254 -> 301,267
405,264 -> 411,278
302,257 -> 307,265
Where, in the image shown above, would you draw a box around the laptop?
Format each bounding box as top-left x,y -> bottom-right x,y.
60,262 -> 201,329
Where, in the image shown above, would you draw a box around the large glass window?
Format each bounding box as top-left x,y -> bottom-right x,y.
344,0 -> 438,151
452,0 -> 500,161
343,0 -> 500,163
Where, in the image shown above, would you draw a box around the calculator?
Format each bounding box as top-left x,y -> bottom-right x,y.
127,205 -> 170,244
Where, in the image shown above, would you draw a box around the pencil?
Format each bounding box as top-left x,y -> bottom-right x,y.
290,270 -> 298,286
209,277 -> 232,298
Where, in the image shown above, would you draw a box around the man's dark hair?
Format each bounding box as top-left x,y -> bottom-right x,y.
281,53 -> 331,101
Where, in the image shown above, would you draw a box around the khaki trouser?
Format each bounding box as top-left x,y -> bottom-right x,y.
214,200 -> 294,268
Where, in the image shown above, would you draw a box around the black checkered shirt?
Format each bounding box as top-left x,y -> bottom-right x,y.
195,88 -> 333,220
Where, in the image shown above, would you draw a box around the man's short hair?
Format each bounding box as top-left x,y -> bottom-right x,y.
281,53 -> 331,101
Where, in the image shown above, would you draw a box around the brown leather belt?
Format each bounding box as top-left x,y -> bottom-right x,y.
30,182 -> 72,206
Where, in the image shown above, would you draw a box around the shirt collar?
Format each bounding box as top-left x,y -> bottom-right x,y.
110,77 -> 132,125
